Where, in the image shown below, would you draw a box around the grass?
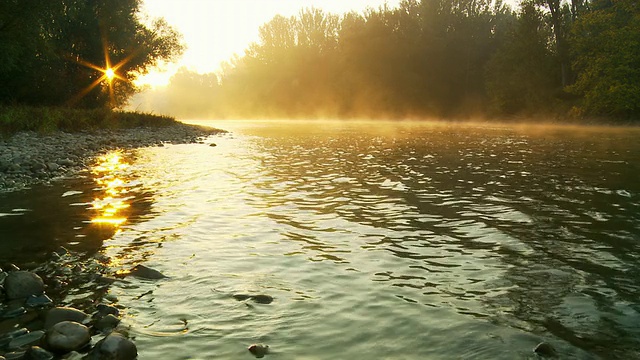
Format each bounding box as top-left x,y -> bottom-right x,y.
0,105 -> 178,136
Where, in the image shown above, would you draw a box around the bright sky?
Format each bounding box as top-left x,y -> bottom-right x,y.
138,0 -> 400,87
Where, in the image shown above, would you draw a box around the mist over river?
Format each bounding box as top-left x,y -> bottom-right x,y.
1,120 -> 639,359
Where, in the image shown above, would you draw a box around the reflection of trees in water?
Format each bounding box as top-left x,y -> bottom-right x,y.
245,128 -> 640,358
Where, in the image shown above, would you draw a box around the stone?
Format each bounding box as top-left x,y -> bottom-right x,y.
24,346 -> 54,360
45,163 -> 59,171
44,307 -> 88,329
4,351 -> 26,360
88,332 -> 137,360
129,264 -> 167,280
4,272 -> 44,300
46,321 -> 90,353
248,344 -> 269,358
534,342 -> 557,357
25,294 -> 53,308
95,304 -> 119,317
94,314 -> 120,333
8,330 -> 45,350
251,295 -> 274,304
60,351 -> 84,360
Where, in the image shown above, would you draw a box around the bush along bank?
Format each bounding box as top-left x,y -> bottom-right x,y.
0,107 -> 223,193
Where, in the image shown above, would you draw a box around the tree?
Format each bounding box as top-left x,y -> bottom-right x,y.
485,1 -> 559,115
0,0 -> 183,108
569,0 -> 640,119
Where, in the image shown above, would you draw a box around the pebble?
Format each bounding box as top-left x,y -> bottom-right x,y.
0,125 -> 224,193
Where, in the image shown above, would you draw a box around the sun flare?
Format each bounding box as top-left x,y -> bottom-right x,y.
105,68 -> 116,81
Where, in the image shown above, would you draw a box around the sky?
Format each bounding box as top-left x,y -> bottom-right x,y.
137,0 -> 401,87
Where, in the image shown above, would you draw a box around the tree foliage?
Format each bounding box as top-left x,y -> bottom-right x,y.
0,0 -> 183,108
568,0 -> 640,119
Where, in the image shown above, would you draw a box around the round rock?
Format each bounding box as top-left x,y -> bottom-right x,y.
46,321 -> 90,352
44,307 -> 89,329
89,332 -> 137,360
4,271 -> 45,300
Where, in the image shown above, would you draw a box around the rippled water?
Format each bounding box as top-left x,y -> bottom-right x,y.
1,121 -> 640,359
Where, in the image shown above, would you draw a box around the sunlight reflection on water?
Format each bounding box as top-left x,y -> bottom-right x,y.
2,121 -> 639,359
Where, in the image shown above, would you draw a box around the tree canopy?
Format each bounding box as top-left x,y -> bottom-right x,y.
201,0 -> 637,122
0,0 -> 183,108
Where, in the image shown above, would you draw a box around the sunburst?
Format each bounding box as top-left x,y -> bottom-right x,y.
68,37 -> 135,107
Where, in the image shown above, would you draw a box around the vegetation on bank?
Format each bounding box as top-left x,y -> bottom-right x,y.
0,106 -> 177,136
140,0 -> 639,123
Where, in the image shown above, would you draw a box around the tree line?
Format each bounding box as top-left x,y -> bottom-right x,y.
199,0 -> 636,121
0,0 -> 182,108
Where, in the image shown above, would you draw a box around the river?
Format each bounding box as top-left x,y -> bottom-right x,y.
1,120 -> 639,359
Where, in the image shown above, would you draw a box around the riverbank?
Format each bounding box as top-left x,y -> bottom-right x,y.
0,115 -> 223,192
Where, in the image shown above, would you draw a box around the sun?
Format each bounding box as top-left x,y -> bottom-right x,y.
105,68 -> 116,81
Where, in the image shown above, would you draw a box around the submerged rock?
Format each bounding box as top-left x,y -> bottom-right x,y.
94,314 -> 120,333
251,295 -> 274,304
4,271 -> 45,300
248,344 -> 269,358
128,265 -> 167,280
534,342 -> 557,357
46,321 -> 91,353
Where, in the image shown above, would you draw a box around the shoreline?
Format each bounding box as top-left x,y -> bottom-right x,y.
0,122 -> 224,193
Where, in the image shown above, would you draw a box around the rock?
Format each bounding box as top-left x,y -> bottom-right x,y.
24,346 -> 54,360
0,313 -> 39,334
46,321 -> 90,353
88,332 -> 137,360
8,330 -> 45,350
25,294 -> 53,308
95,304 -> 119,317
209,143 -> 217,147
251,295 -> 274,304
4,272 -> 44,300
4,351 -> 25,360
534,342 -> 557,357
232,294 -> 252,301
129,264 -> 167,280
2,306 -> 27,319
44,307 -> 88,329
60,351 -> 83,360
94,314 -> 120,333
45,163 -> 59,171
248,344 -> 269,358
5,264 -> 20,272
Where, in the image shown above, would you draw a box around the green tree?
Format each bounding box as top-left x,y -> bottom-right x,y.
569,0 -> 640,119
0,0 -> 183,108
486,1 -> 559,115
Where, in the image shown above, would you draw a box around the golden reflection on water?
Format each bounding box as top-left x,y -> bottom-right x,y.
90,151 -> 130,226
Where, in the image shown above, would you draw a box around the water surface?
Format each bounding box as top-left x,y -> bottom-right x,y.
1,120 -> 639,359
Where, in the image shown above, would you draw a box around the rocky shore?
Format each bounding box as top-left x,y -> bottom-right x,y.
0,122 -> 223,193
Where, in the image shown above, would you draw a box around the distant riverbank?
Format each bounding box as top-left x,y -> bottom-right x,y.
0,107 -> 223,192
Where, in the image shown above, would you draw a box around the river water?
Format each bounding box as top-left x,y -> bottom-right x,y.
1,120 -> 639,359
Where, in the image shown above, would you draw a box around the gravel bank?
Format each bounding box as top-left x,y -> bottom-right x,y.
0,122 -> 223,192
